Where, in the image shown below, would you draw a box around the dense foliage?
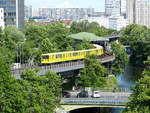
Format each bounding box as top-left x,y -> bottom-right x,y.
120,24 -> 150,65
78,55 -> 117,89
78,55 -> 107,88
0,47 -> 62,113
70,21 -> 116,36
123,57 -> 150,113
111,42 -> 129,75
0,21 -> 124,112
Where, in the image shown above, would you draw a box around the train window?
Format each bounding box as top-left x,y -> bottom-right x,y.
86,51 -> 90,55
42,55 -> 49,59
70,53 -> 72,57
56,54 -> 62,59
82,52 -> 84,55
83,52 -> 85,55
73,52 -> 78,56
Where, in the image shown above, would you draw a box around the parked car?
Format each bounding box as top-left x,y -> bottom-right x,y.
77,91 -> 89,98
92,91 -> 101,98
62,91 -> 71,98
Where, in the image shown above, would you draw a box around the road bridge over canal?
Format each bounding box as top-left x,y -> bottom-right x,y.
59,91 -> 131,112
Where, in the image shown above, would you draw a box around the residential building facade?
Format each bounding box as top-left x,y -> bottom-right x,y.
127,0 -> 150,28
0,0 -> 24,29
121,0 -> 127,17
109,16 -> 128,31
25,5 -> 32,19
38,8 -> 95,21
105,0 -> 127,17
83,16 -> 110,29
105,0 -> 121,16
0,8 -> 4,29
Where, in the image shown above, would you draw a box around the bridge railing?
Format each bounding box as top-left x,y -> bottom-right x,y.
41,60 -> 84,70
93,87 -> 132,93
61,98 -> 129,105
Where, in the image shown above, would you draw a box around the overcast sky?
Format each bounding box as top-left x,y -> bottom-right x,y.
25,0 -> 105,11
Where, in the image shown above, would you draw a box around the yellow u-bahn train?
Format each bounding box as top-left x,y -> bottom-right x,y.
41,46 -> 104,64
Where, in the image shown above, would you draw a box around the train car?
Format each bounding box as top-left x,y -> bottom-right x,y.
41,46 -> 104,64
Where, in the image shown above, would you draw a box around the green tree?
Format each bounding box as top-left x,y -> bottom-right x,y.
20,69 -> 62,113
78,55 -> 107,88
1,26 -> 25,51
123,75 -> 150,113
0,47 -> 27,113
76,40 -> 94,50
28,18 -> 35,22
111,42 -> 129,75
15,41 -> 41,64
70,21 -> 90,33
4,26 -> 25,43
120,24 -> 150,65
70,21 -> 116,36
46,23 -> 72,51
142,56 -> 150,76
24,24 -> 48,48
40,38 -> 58,53
94,26 -> 116,37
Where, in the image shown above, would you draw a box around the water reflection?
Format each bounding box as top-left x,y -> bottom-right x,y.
117,63 -> 143,88
70,107 -> 124,113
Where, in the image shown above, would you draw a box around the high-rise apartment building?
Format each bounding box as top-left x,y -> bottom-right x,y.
25,5 -> 32,19
105,0 -> 121,16
109,16 -> 128,31
135,0 -> 150,27
121,0 -> 126,17
39,8 -> 94,21
127,0 -> 150,28
127,0 -> 135,24
105,0 -> 127,17
0,0 -> 24,29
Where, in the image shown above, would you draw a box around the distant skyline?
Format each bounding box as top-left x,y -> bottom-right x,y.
25,0 -> 105,11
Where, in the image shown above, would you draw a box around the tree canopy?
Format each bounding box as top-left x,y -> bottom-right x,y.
120,24 -> 150,65
0,48 -> 62,113
70,21 -> 116,36
78,55 -> 108,88
111,42 -> 129,75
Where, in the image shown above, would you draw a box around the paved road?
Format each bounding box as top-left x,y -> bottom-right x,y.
61,92 -> 131,105
67,90 -> 131,98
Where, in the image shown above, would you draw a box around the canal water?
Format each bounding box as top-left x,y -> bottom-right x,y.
70,63 -> 143,113
117,63 -> 143,88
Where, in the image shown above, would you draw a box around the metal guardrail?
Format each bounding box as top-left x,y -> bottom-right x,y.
93,87 -> 132,93
61,98 -> 128,105
41,60 -> 84,70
